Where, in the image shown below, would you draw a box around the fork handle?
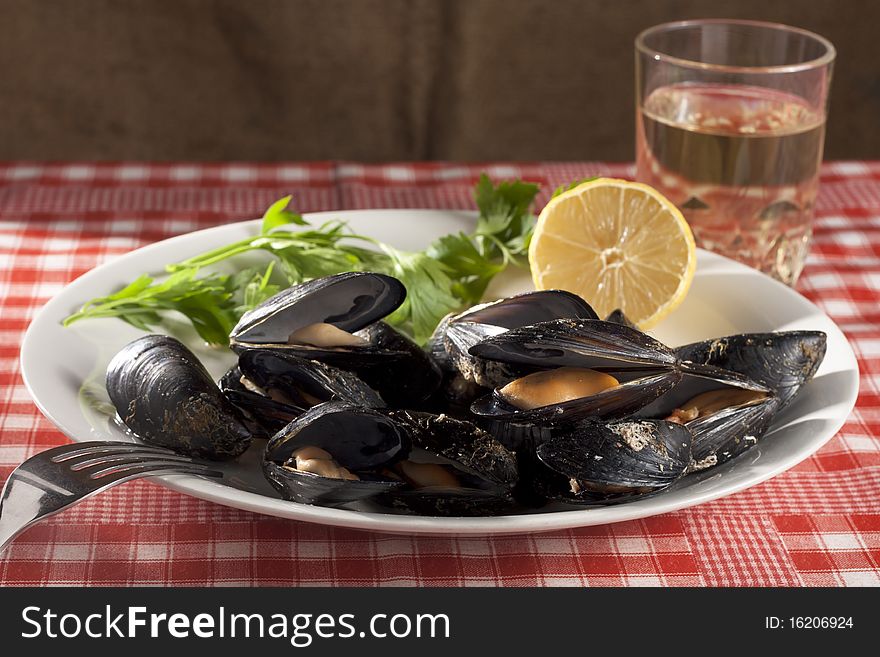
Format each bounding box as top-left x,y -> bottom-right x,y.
0,465 -> 222,554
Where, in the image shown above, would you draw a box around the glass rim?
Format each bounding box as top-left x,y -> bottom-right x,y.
636,18 -> 836,74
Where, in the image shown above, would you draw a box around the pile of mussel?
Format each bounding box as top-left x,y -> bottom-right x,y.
105,272 -> 826,516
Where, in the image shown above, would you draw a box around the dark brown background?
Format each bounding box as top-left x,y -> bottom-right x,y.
0,0 -> 876,161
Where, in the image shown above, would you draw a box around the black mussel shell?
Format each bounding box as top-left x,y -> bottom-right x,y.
263,465 -> 403,508
457,316 -> 675,391
675,331 -> 826,409
230,272 -> 406,346
637,361 -> 770,419
386,410 -> 519,489
427,313 -> 455,370
604,309 -> 637,330
469,318 -> 676,372
477,419 -> 556,455
440,291 -> 598,386
219,365 -> 297,438
262,402 -> 409,507
239,349 -> 384,410
453,290 -> 598,329
219,365 -> 247,395
470,370 -> 681,425
634,360 -> 780,471
685,395 -> 781,471
351,322 -> 442,407
534,419 -> 692,503
221,351 -> 385,436
467,318 -> 681,428
265,402 -> 408,470
377,410 -> 519,516
107,335 -> 251,460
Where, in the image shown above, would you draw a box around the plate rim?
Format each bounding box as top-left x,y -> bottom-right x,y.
19,209 -> 860,535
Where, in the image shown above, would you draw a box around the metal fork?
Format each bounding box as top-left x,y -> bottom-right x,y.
0,441 -> 223,554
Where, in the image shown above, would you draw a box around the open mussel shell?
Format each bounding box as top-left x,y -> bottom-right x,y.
219,365 -> 302,438
437,291 -> 599,386
263,402 -> 409,507
471,370 -> 679,424
471,373 -> 682,463
265,402 -> 409,470
468,318 -> 676,372
426,293 -> 600,414
637,361 -> 770,418
231,272 -> 405,343
533,419 -> 692,504
636,361 -> 773,430
240,349 -> 385,409
264,467 -> 404,508
468,318 -> 680,427
229,272 -> 408,365
452,290 -> 598,331
222,350 -> 386,436
634,360 -> 780,471
377,410 -> 519,516
351,322 -> 442,407
107,335 -> 251,460
675,331 -> 826,409
685,395 -> 781,471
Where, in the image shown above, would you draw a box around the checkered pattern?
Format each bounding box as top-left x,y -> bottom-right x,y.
1,161 -> 878,587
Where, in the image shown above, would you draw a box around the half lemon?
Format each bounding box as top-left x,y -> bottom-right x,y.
529,178 -> 696,329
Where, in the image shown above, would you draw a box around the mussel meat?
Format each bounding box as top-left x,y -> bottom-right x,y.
678,392 -> 781,471
263,402 -> 409,506
468,319 -> 681,431
230,272 -> 408,365
638,361 -> 779,471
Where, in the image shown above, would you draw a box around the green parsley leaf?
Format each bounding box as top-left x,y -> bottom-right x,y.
379,246 -> 460,344
64,175 -> 542,346
473,174 -> 539,264
261,195 -> 308,233
64,269 -> 236,345
237,262 -> 281,313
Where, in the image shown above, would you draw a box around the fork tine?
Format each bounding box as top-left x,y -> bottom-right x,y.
69,452 -> 198,472
0,468 -> 222,554
87,462 -> 222,485
88,459 -> 220,480
51,442 -> 177,463
36,441 -> 144,462
0,444 -> 224,555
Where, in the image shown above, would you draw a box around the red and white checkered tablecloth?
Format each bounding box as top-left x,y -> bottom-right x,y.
0,161 -> 878,587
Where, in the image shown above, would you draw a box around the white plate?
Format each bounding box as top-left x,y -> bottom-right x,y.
20,210 -> 859,535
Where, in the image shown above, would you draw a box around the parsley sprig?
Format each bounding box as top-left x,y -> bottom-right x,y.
63,175 -> 541,345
